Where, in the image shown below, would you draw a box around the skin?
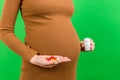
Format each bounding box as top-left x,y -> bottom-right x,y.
30,55 -> 71,68
30,38 -> 95,68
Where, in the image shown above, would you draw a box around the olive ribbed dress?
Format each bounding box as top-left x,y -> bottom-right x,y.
0,0 -> 81,80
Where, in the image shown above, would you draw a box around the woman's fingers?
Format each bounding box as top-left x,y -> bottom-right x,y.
52,55 -> 71,62
91,44 -> 95,50
41,64 -> 56,68
54,56 -> 71,64
90,39 -> 95,50
90,39 -> 95,46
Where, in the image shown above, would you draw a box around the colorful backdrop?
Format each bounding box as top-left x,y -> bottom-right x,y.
0,0 -> 120,80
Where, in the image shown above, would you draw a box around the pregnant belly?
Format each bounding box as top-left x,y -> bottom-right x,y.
25,19 -> 81,61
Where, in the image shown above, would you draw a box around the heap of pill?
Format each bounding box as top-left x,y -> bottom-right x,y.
46,56 -> 57,62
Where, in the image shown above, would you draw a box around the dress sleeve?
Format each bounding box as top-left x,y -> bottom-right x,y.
0,0 -> 38,62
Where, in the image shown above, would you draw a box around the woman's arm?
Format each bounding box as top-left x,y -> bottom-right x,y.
0,0 -> 38,62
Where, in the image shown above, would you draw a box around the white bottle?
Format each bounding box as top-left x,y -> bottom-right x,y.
83,38 -> 91,51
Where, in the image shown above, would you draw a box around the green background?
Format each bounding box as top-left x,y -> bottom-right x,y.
0,0 -> 120,80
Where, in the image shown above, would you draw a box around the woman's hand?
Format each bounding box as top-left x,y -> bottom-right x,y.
30,54 -> 71,68
80,38 -> 95,52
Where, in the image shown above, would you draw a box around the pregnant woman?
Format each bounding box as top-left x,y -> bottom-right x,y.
0,0 -> 95,80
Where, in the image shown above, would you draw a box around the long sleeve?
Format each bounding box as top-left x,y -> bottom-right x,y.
0,0 -> 38,62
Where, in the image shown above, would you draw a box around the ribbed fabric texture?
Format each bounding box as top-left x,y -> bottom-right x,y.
0,0 -> 38,62
0,0 -> 81,80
